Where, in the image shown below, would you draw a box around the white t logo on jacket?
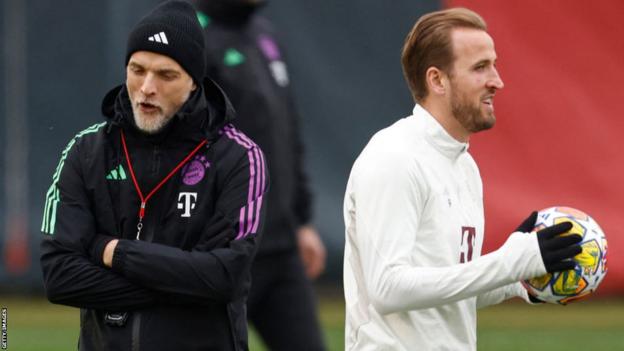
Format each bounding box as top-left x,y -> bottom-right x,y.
177,192 -> 197,217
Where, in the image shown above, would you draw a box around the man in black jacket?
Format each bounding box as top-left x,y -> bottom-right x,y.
195,1 -> 326,350
40,1 -> 268,350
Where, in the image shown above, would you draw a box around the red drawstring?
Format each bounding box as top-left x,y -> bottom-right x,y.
120,130 -> 207,239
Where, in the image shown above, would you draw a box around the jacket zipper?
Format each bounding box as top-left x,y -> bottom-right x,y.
226,304 -> 239,351
145,145 -> 161,242
131,312 -> 141,351
152,145 -> 161,174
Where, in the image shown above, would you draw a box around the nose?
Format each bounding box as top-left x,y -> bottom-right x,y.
140,73 -> 157,96
488,68 -> 504,90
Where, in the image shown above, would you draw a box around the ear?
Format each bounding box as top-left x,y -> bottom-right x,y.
191,82 -> 197,92
425,66 -> 447,96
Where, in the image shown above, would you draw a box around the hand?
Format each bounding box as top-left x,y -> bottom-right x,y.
87,234 -> 117,267
103,239 -> 119,268
297,225 -> 326,280
515,211 -> 583,273
536,221 -> 582,273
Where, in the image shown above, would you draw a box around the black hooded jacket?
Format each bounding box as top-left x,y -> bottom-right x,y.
40,78 -> 268,351
196,1 -> 313,256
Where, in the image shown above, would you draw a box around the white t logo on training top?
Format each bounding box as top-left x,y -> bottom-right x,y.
177,192 -> 197,217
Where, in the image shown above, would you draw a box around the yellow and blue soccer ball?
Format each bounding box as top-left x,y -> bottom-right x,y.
522,206 -> 608,305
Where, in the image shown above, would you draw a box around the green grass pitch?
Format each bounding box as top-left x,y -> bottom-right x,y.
1,294 -> 623,350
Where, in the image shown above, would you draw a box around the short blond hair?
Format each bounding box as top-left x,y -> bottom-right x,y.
401,8 -> 487,102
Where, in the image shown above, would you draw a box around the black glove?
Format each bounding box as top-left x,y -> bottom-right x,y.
537,221 -> 582,273
515,211 -> 538,232
517,211 -> 583,273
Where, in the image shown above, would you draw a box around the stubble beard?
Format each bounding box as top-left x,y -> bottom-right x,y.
131,105 -> 173,135
130,89 -> 191,134
450,86 -> 496,134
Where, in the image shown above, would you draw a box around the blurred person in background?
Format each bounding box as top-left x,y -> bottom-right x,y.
40,1 -> 268,350
194,0 -> 327,349
343,7 -> 582,350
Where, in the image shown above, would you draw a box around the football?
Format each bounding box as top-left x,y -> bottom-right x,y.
522,206 -> 608,304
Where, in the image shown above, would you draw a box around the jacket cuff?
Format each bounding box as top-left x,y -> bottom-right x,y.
111,239 -> 128,275
89,234 -> 117,267
294,205 -> 312,226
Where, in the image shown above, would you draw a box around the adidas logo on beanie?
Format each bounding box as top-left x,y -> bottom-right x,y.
125,0 -> 206,83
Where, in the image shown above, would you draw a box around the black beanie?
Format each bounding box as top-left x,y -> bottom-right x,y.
126,0 -> 205,83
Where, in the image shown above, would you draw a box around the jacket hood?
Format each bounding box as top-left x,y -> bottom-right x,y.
101,77 -> 236,140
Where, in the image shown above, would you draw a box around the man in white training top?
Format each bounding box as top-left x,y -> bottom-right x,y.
343,7 -> 582,350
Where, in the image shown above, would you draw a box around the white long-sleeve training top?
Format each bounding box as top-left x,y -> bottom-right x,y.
343,105 -> 545,350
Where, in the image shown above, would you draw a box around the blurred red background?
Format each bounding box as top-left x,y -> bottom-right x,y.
446,0 -> 624,294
